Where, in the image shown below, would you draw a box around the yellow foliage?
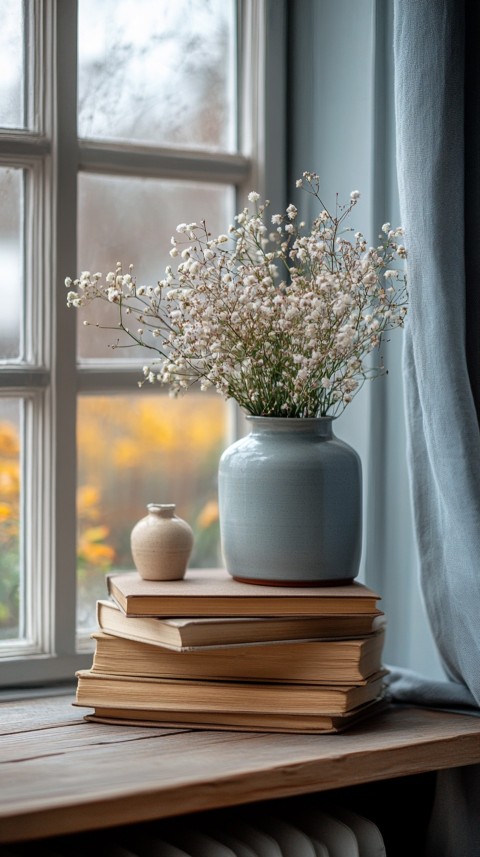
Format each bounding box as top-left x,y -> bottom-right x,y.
77,485 -> 101,521
78,394 -> 226,473
0,423 -> 19,456
0,463 -> 19,498
78,540 -> 116,567
0,422 -> 20,546
0,399 -> 226,576
113,438 -> 142,468
0,499 -> 18,541
197,499 -> 219,530
82,525 -> 111,543
0,502 -> 13,521
77,486 -> 116,570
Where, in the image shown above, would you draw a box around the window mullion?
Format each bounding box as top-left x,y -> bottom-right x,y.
78,141 -> 249,184
236,0 -> 286,211
77,365 -> 155,393
50,0 -> 78,658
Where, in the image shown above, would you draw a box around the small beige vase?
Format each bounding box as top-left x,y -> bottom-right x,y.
130,503 -> 194,581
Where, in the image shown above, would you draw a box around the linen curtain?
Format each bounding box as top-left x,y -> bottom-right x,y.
392,0 -> 480,852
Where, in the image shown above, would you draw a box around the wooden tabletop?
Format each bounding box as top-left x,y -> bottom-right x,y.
1,692 -> 480,843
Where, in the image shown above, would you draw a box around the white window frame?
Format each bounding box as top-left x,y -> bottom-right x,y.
0,0 -> 286,687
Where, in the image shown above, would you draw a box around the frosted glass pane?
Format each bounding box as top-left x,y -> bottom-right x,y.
78,0 -> 236,150
0,0 -> 24,128
0,168 -> 23,360
0,399 -> 21,641
77,172 -> 234,359
76,393 -> 226,631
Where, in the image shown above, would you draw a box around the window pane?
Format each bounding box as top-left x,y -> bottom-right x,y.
0,399 -> 21,642
77,172 -> 234,360
0,0 -> 24,129
76,393 -> 226,632
0,167 -> 23,361
78,0 -> 236,150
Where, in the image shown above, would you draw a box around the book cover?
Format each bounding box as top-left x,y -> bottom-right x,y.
106,569 -> 381,619
90,628 -> 386,685
97,599 -> 384,651
75,669 -> 387,716
82,696 -> 389,734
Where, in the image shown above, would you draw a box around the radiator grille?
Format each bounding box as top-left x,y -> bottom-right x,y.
0,799 -> 386,856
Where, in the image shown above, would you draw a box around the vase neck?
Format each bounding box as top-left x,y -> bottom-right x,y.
246,416 -> 334,439
147,503 -> 176,517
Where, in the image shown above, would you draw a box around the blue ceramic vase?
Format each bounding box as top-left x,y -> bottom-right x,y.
218,416 -> 362,585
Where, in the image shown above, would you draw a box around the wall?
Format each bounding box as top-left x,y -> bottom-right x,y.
287,0 -> 444,678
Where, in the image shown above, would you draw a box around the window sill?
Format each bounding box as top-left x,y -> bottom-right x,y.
2,694 -> 480,843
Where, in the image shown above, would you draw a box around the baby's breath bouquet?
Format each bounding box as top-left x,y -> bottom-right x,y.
66,173 -> 407,418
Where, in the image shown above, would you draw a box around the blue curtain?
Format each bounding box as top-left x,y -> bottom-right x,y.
392,0 -> 480,852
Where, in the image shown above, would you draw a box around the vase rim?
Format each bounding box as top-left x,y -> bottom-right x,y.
147,503 -> 176,516
244,415 -> 335,437
245,415 -> 335,423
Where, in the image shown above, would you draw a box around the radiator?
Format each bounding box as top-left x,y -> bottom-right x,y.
0,799 -> 387,856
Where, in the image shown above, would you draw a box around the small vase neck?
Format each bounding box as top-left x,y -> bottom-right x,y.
147,503 -> 176,518
246,416 -> 334,439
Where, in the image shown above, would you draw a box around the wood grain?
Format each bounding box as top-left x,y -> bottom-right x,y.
0,695 -> 83,735
1,695 -> 480,843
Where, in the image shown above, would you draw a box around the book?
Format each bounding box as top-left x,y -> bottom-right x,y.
106,568 -> 381,619
75,669 -> 387,716
82,696 -> 389,734
97,599 -> 385,651
90,628 -> 386,685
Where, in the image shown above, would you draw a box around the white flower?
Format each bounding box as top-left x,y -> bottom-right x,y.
66,175 -> 407,416
350,190 -> 360,200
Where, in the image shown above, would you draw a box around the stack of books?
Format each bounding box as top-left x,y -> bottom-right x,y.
75,568 -> 388,733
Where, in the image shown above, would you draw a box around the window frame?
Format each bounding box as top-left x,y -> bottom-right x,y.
0,0 -> 287,686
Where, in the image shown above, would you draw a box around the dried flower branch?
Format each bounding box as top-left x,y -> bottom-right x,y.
66,172 -> 407,417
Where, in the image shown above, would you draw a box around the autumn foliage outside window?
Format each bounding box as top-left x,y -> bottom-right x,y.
0,394 -> 226,637
0,419 -> 20,638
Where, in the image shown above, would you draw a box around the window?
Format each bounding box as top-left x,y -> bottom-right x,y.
0,0 -> 286,685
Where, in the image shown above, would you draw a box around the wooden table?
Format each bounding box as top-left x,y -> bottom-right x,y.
1,692 -> 480,844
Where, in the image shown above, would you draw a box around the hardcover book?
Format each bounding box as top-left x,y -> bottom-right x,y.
90,628 -> 386,685
83,696 -> 389,734
75,669 -> 387,716
106,569 -> 382,619
97,599 -> 384,651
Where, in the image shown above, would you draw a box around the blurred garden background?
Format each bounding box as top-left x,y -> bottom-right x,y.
0,392 -> 227,639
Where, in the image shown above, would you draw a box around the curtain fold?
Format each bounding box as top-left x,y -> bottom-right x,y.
392,1 -> 480,852
393,0 -> 480,703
